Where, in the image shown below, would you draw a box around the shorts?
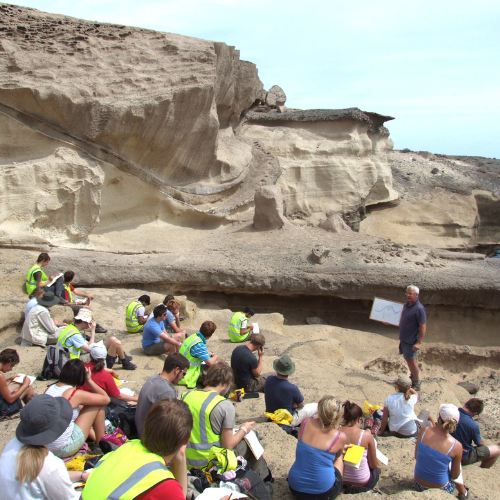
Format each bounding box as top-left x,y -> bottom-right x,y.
414,479 -> 456,494
244,375 -> 267,393
462,445 -> 490,465
144,341 -> 167,356
289,467 -> 343,500
0,396 -> 23,417
399,341 -> 418,360
52,424 -> 85,458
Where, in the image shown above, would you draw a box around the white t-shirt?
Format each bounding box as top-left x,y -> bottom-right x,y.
385,392 -> 419,435
0,438 -> 79,500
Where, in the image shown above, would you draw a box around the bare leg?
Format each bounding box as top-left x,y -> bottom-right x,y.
481,445 -> 500,468
171,332 -> 185,349
455,482 -> 466,495
75,405 -> 106,443
105,337 -> 125,360
406,358 -> 420,381
8,382 -> 35,403
164,342 -> 176,354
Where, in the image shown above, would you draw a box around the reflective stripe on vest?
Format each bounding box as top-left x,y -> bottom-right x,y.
178,333 -> 203,388
126,301 -> 142,332
57,324 -> 82,359
63,284 -> 73,303
26,264 -> 47,295
82,440 -> 174,500
228,311 -> 249,342
181,390 -> 225,469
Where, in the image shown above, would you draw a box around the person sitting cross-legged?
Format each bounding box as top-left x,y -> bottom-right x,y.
125,295 -> 150,333
135,352 -> 190,437
179,321 -> 219,388
142,304 -> 185,356
231,333 -> 268,393
57,308 -> 136,370
82,398 -> 193,500
228,306 -> 255,343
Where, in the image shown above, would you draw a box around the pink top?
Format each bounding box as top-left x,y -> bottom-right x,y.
343,429 -> 370,485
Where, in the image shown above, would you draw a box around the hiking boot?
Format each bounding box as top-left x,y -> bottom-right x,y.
122,358 -> 137,370
106,354 -> 116,369
412,379 -> 422,391
95,324 -> 108,334
117,353 -> 133,364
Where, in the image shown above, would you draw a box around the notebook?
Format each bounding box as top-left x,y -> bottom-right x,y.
343,444 -> 365,469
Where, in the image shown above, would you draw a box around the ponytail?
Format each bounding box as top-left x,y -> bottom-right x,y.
16,445 -> 48,483
441,417 -> 458,434
342,400 -> 363,426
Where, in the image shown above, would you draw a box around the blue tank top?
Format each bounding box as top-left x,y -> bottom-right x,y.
288,418 -> 340,494
414,428 -> 456,485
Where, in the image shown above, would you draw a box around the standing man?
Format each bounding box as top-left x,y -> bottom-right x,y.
25,252 -> 65,301
398,285 -> 426,391
230,334 -> 267,393
135,352 -> 190,437
228,306 -> 255,343
179,321 -> 219,388
125,295 -> 150,333
451,398 -> 500,468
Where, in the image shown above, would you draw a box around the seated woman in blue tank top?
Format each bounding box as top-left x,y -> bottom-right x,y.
414,404 -> 469,498
288,395 -> 347,500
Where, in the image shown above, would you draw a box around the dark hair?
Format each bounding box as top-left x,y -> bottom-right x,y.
153,304 -> 167,319
63,270 -> 75,282
29,288 -> 45,299
204,361 -> 234,388
58,359 -> 86,386
0,348 -> 20,366
74,319 -> 88,327
166,299 -> 181,312
465,398 -> 484,415
342,400 -> 363,425
244,306 -> 255,316
249,333 -> 265,347
90,356 -> 105,373
163,352 -> 189,374
163,294 -> 174,305
37,253 -> 50,263
138,295 -> 151,305
199,321 -> 216,339
142,398 -> 193,456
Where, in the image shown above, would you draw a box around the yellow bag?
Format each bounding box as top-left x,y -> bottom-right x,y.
363,400 -> 382,417
229,388 -> 245,400
264,408 -> 293,425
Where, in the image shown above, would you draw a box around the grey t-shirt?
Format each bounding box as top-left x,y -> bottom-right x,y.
209,399 -> 235,436
135,374 -> 177,437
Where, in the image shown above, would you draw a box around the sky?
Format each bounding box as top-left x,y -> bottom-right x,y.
11,0 -> 500,158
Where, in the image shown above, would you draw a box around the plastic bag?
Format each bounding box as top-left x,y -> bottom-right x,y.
264,408 -> 293,425
363,400 -> 382,417
101,427 -> 128,447
229,388 -> 245,401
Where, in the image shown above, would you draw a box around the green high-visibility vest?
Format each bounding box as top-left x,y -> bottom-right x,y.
63,284 -> 73,303
126,301 -> 143,333
181,390 -> 225,469
57,324 -> 82,359
178,333 -> 204,388
228,311 -> 249,343
82,439 -> 174,500
26,264 -> 47,295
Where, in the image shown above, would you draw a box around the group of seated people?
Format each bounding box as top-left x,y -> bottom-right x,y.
0,257 -> 498,499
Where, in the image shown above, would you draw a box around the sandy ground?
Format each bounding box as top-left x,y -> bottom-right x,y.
1,286 -> 499,500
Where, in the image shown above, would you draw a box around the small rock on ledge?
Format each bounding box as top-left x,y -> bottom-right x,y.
311,245 -> 331,264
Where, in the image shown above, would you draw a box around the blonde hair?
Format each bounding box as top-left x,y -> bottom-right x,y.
16,445 -> 49,483
440,417 -> 458,434
317,395 -> 342,432
395,382 -> 412,401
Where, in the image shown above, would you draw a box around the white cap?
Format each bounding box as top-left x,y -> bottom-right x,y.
74,308 -> 92,322
89,341 -> 107,360
439,403 -> 460,422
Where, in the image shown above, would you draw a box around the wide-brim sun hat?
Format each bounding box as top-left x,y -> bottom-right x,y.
273,354 -> 295,376
74,307 -> 92,322
36,291 -> 60,307
16,394 -> 73,446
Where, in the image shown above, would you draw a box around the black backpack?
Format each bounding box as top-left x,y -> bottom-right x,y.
105,398 -> 138,439
38,345 -> 70,380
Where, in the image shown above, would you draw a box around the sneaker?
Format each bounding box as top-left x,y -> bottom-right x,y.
371,418 -> 381,435
122,358 -> 137,370
95,324 -> 108,334
364,414 -> 374,430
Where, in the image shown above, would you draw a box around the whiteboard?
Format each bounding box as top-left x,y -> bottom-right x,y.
370,297 -> 404,326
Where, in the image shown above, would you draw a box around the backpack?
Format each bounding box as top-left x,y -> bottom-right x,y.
38,345 -> 70,380
105,398 -> 138,439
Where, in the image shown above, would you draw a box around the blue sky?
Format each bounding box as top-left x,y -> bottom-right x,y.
12,0 -> 500,158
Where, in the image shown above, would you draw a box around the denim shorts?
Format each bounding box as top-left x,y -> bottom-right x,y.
399,341 -> 418,360
414,479 -> 456,494
52,424 -> 85,458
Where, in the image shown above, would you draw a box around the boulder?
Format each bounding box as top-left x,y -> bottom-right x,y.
253,185 -> 287,230
457,381 -> 479,395
318,214 -> 353,234
265,85 -> 287,107
311,245 -> 331,264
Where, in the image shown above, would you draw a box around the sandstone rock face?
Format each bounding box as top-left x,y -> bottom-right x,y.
0,4 -> 262,197
240,108 -> 398,227
0,147 -> 103,244
253,185 -> 286,230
